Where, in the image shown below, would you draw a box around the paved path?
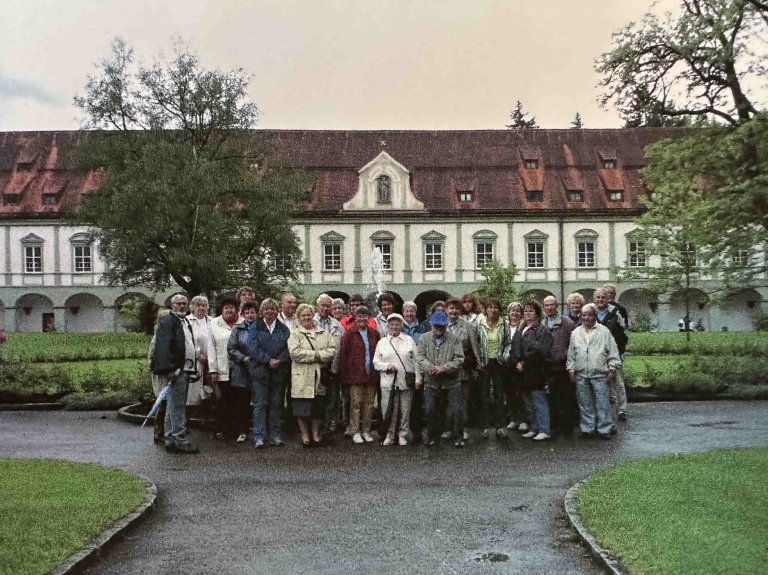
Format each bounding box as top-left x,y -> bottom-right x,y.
2,401 -> 767,575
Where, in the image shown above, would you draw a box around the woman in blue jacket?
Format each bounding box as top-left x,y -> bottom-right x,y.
247,298 -> 292,448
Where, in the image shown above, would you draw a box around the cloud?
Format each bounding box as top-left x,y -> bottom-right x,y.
0,75 -> 64,106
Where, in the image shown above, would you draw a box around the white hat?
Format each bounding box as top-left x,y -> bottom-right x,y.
386,313 -> 405,323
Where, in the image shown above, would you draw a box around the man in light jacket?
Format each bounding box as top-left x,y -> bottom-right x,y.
566,303 -> 622,441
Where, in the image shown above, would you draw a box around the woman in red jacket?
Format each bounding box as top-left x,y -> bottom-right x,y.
338,306 -> 380,444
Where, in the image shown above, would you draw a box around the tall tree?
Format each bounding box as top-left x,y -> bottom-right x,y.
570,112 -> 584,129
72,38 -> 307,296
640,116 -> 768,287
506,101 -> 538,129
596,0 -> 766,126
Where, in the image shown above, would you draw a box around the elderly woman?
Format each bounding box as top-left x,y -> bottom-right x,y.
511,300 -> 553,441
338,306 -> 380,444
331,298 -> 346,321
227,301 -> 259,443
375,292 -> 396,337
208,297 -> 247,442
288,303 -> 336,447
566,292 -> 585,327
186,295 -> 213,409
502,302 -> 527,434
373,313 -> 417,446
247,298 -> 291,449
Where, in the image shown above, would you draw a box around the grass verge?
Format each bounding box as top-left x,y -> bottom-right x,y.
0,459 -> 146,575
574,448 -> 768,575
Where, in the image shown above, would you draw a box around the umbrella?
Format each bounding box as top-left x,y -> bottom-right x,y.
141,378 -> 172,428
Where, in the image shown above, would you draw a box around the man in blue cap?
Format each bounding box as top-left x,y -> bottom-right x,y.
415,309 -> 465,447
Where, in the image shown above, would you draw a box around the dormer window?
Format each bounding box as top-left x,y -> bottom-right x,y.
42,195 -> 57,206
376,175 -> 391,204
527,190 -> 544,202
458,191 -> 474,203
524,160 -> 538,170
568,191 -> 583,202
609,191 -> 623,201
603,160 -> 616,169
16,162 -> 33,172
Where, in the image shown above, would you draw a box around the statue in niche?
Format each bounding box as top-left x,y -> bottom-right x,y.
376,174 -> 391,204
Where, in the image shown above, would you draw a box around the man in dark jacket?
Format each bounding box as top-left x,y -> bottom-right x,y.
151,294 -> 199,453
594,288 -> 629,426
542,295 -> 577,436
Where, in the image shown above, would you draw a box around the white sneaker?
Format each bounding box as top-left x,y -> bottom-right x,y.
362,432 -> 375,443
506,420 -> 518,430
398,435 -> 408,446
382,434 -> 395,446
518,423 -> 529,433
482,427 -> 495,439
441,431 -> 452,439
236,434 -> 247,443
521,431 -> 536,439
462,430 -> 469,441
532,433 -> 550,441
352,433 -> 364,444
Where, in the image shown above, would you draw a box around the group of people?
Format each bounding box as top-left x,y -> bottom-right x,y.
149,284 -> 629,454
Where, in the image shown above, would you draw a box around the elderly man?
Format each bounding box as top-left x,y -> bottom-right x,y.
415,309 -> 465,447
278,292 -> 298,332
593,287 -> 629,425
566,303 -> 622,440
151,294 -> 199,453
542,295 -> 577,436
315,293 -> 345,439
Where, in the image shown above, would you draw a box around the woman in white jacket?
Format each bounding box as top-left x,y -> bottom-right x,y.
373,313 -> 418,446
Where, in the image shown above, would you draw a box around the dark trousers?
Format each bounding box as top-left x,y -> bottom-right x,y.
424,385 -> 463,442
218,381 -> 251,438
321,372 -> 340,436
478,361 -> 507,428
547,363 -> 579,434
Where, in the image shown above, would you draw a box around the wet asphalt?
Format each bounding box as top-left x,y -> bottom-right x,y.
2,401 -> 767,575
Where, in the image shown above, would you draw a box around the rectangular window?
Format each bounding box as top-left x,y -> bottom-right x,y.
458,191 -> 473,203
628,241 -> 646,267
577,242 -> 595,268
603,160 -> 616,169
373,243 -> 392,270
732,250 -> 749,267
24,245 -> 42,273
73,245 -> 92,273
424,243 -> 443,270
475,242 -> 494,268
681,243 -> 696,267
524,160 -> 538,169
608,191 -> 623,201
526,190 -> 543,202
323,244 -> 341,271
527,242 -> 544,268
42,195 -> 57,206
568,191 -> 583,202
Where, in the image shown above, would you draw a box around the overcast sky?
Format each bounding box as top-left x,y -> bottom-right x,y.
3,0 -> 685,132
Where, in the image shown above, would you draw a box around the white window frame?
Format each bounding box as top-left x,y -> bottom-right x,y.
574,229 -> 599,269
473,229 -> 497,269
323,243 -> 342,271
320,231 -> 345,272
371,231 -> 394,271
524,230 -> 548,269
21,234 -> 44,274
424,243 -> 443,270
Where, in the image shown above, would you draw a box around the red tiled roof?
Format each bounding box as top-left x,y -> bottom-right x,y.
0,128 -> 686,218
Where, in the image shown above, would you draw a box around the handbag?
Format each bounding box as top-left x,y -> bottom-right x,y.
389,339 -> 416,389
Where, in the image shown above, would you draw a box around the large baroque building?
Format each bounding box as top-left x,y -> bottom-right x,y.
0,129 -> 763,332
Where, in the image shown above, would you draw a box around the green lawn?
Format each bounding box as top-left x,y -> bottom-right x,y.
574,448 -> 768,575
0,459 -> 146,575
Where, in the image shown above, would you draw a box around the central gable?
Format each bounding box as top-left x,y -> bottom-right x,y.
343,151 -> 424,211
